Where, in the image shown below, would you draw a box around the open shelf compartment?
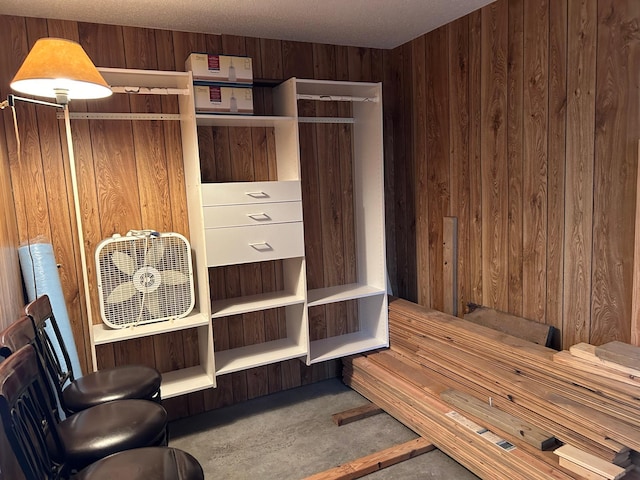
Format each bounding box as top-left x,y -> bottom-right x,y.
214,303 -> 308,375
308,294 -> 388,364
160,364 -> 215,399
92,309 -> 210,345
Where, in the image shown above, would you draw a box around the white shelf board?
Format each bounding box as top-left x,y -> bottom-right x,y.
196,114 -> 295,127
92,310 -> 210,345
215,338 -> 306,375
309,331 -> 388,364
212,291 -> 305,318
160,365 -> 214,399
99,67 -> 190,90
307,283 -> 386,307
295,79 -> 379,98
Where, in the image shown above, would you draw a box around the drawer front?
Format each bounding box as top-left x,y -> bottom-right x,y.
206,222 -> 304,266
201,181 -> 301,206
203,201 -> 302,229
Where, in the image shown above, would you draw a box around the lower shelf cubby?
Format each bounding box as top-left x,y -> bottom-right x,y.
214,303 -> 308,375
308,293 -> 388,364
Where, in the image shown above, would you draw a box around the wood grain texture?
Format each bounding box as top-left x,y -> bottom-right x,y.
447,17 -> 470,316
481,0 -> 509,311
590,0 -> 640,345
634,140 -> 640,345
507,0 -> 524,317
412,35 -> 429,307
546,0 -> 567,349
468,10 -> 484,307
425,26 -> 450,313
522,0 -> 548,324
4,0 -> 640,421
563,0 -> 597,348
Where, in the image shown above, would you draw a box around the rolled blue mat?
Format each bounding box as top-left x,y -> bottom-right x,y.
19,243 -> 83,379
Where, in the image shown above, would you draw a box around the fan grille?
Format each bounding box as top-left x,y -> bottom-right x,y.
96,233 -> 195,328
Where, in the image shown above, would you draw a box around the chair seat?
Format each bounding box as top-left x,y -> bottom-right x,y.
74,447 -> 204,480
62,364 -> 161,412
55,399 -> 167,470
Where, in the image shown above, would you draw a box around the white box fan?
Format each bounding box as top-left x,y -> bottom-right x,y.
95,230 -> 195,329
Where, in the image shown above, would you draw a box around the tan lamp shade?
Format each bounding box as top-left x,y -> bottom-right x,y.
11,37 -> 112,102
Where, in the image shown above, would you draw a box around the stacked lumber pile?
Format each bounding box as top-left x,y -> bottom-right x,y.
343,297 -> 640,480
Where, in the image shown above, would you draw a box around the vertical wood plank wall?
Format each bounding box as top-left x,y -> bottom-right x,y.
0,0 -> 639,421
0,14 -> 386,419
390,0 -> 640,349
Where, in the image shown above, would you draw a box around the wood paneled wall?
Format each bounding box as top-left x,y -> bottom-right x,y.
1,0 -> 638,421
389,0 -> 640,349
0,14 -> 387,419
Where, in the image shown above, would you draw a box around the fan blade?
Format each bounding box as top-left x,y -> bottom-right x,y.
146,291 -> 163,318
106,282 -> 137,304
162,269 -> 188,286
144,241 -> 165,267
111,251 -> 136,275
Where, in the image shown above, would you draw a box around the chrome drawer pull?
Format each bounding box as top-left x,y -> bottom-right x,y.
249,242 -> 273,252
247,212 -> 271,221
246,191 -> 270,198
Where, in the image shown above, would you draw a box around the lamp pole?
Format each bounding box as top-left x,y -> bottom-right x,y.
62,102 -> 96,373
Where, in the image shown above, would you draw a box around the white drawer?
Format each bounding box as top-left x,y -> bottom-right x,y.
206,222 -> 304,266
203,201 -> 302,229
201,181 -> 301,206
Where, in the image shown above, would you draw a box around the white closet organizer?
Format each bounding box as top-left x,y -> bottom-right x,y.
199,77 -> 388,371
78,68 -> 387,396
75,68 -> 215,399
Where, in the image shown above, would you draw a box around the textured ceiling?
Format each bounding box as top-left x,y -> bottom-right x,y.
0,0 -> 494,49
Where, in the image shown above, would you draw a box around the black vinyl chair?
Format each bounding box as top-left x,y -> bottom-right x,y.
24,294 -> 162,414
0,316 -> 168,472
0,344 -> 204,480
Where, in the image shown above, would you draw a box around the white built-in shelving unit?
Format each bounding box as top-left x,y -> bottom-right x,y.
80,68 -> 387,397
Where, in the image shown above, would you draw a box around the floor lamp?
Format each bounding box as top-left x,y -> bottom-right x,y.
2,37 -> 112,369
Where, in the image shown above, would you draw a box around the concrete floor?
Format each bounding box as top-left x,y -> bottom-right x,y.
169,378 -> 480,479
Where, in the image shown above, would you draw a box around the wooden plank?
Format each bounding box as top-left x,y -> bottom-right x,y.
412,34 -> 429,307
440,389 -> 557,450
480,0 -> 509,311
553,350 -> 640,388
387,298 -> 636,458
346,354 -> 577,480
468,9 -> 483,306
391,298 -> 640,416
555,444 -> 627,480
562,0 -> 597,348
632,140 -> 640,346
595,341 -> 640,371
546,0 -> 568,350
443,217 -> 458,316
522,0 -> 548,323
303,437 -> 434,480
425,26 -> 450,313
570,343 -> 640,377
331,402 -> 383,426
465,304 -> 554,346
507,0 -> 524,317
447,16 -> 470,317
590,0 -> 640,345
337,49 -> 357,334
557,457 -> 610,480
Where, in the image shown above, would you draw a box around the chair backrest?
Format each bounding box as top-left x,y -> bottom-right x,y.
0,344 -> 65,480
1,315 -> 66,420
24,296 -> 75,401
0,315 -> 35,359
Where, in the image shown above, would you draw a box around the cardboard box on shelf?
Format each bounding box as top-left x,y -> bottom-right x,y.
194,85 -> 254,114
186,53 -> 253,84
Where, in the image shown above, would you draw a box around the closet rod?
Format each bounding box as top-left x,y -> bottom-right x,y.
296,94 -> 378,103
111,86 -> 190,96
298,117 -> 355,124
